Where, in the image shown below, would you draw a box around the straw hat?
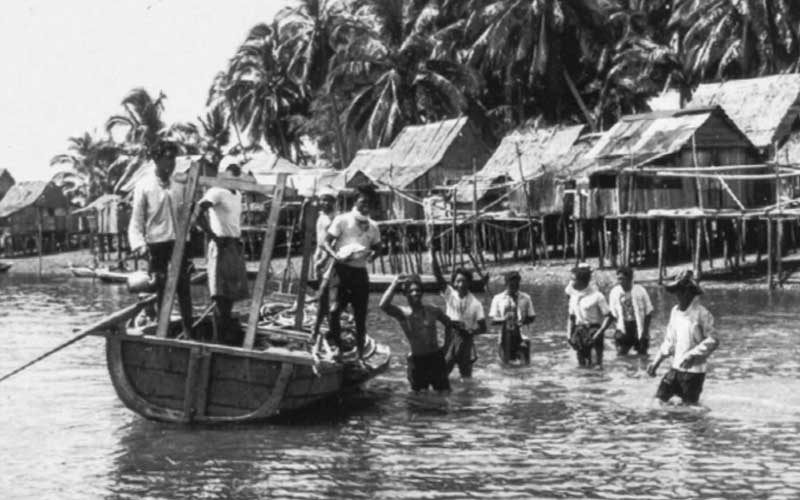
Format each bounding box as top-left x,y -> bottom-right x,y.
664,269 -> 703,295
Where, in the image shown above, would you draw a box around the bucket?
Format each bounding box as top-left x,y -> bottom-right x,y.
127,271 -> 157,294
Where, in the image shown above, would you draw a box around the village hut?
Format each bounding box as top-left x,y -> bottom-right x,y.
71,194 -> 130,262
0,181 -> 72,256
649,74 -> 800,155
345,117 -> 493,220
579,106 -> 770,276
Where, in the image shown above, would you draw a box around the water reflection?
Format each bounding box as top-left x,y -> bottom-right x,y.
1,274 -> 800,499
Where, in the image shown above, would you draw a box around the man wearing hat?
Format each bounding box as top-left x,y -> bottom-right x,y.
608,266 -> 654,356
312,188 -> 338,341
129,140 -> 193,337
195,160 -> 249,341
489,270 -> 535,364
647,270 -> 719,405
566,263 -> 614,367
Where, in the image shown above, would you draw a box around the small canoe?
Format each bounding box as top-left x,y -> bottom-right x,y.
0,262 -> 11,273
102,318 -> 390,424
70,266 -> 97,278
95,269 -> 132,284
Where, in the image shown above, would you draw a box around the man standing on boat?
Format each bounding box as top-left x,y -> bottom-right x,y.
195,160 -> 249,341
128,140 -> 193,337
381,274 -> 453,392
647,270 -> 719,405
608,266 -> 653,356
431,249 -> 487,378
322,186 -> 382,361
312,189 -> 338,340
489,271 -> 535,364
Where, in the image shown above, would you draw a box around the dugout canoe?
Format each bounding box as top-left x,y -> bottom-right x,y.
100,317 -> 390,424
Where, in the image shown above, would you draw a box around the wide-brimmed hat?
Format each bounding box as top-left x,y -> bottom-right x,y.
664,269 -> 703,295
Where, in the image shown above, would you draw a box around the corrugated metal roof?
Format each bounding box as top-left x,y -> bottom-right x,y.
344,117 -> 476,188
0,181 -> 50,218
452,124 -> 586,201
587,109 -> 710,159
648,74 -> 800,148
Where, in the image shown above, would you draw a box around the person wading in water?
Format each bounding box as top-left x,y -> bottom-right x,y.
608,266 -> 654,356
431,249 -> 487,379
322,186 -> 382,362
565,264 -> 613,367
647,270 -> 719,405
194,160 -> 249,344
380,274 -> 453,392
489,271 -> 535,364
128,140 -> 193,338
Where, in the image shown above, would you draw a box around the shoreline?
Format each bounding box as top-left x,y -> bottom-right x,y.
3,248 -> 800,291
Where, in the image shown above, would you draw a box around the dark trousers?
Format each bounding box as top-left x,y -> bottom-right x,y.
570,324 -> 604,367
614,320 -> 648,355
329,263 -> 369,357
148,241 -> 192,334
656,369 -> 706,404
444,328 -> 476,377
407,349 -> 450,392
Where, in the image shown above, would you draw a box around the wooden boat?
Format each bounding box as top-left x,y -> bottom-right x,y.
96,167 -> 390,424
95,268 -> 132,284
70,266 -> 97,278
0,262 -> 11,273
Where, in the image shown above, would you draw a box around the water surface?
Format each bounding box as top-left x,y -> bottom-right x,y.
1,274 -> 799,499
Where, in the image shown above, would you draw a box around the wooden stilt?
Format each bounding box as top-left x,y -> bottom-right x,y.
703,219 -> 713,269
562,217 -> 569,259
693,219 -> 702,279
777,219 -> 783,287
541,216 -> 550,260
37,208 -> 43,277
767,218 -> 774,289
657,219 -> 665,284
624,219 -> 632,267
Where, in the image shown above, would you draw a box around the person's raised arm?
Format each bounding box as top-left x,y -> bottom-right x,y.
379,275 -> 405,320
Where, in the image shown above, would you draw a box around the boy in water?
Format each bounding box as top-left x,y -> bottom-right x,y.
566,264 -> 614,367
431,248 -> 487,378
647,270 -> 719,405
489,271 -> 536,364
608,266 -> 654,356
380,274 -> 453,392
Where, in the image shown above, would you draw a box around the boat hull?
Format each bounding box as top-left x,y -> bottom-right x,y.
106,334 -> 390,424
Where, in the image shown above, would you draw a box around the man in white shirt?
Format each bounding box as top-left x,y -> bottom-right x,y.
195,161 -> 249,341
128,141 -> 192,336
431,248 -> 487,378
608,266 -> 654,356
312,190 -> 338,341
566,264 -> 614,367
647,270 -> 719,405
322,186 -> 383,360
489,271 -> 536,364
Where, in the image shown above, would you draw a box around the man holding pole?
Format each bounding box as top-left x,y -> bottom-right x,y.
128,140 -> 193,337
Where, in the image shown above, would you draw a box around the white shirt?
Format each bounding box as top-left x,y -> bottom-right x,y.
443,285 -> 485,331
315,211 -> 334,262
327,209 -> 381,269
200,187 -> 242,237
129,173 -> 185,251
659,299 -> 718,373
566,283 -> 610,326
608,283 -> 654,338
489,290 -> 536,322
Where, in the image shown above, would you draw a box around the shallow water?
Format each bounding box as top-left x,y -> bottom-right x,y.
1,274 -> 799,499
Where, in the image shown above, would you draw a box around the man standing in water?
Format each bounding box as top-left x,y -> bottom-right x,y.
566,264 -> 614,367
647,270 -> 719,405
129,140 -> 193,337
194,160 -> 249,342
431,249 -> 487,378
608,266 -> 654,356
380,274 -> 453,392
323,186 -> 383,361
489,271 -> 536,364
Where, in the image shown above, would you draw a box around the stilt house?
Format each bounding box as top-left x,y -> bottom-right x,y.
0,181 -> 72,255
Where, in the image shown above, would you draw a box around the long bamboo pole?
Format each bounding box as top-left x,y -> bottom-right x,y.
514,143 -> 537,264
657,219 -> 665,284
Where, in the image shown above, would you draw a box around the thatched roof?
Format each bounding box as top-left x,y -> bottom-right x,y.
648,74 -> 800,148
345,117 -> 487,188
452,124 -> 586,202
0,181 -> 51,218
586,106 -> 753,173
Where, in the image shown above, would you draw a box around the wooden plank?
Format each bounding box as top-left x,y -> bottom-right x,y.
182,348 -> 202,421
198,176 -> 276,195
208,378 -> 271,409
156,164 -> 201,338
767,218 -> 774,288
210,353 -> 283,382
294,199 -> 317,330
245,173 -> 288,349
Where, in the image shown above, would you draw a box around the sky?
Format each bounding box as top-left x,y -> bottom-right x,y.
0,0 -> 286,182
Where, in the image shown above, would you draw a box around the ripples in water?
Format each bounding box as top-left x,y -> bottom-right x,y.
1,275 -> 800,499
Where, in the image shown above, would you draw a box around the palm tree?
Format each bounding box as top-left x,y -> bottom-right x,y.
224,22 -> 309,160
669,0 -> 800,79
50,132 -> 123,206
106,88 -> 168,157
329,0 -> 483,147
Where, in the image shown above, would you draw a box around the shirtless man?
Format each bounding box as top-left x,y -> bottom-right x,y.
380,274 -> 453,392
